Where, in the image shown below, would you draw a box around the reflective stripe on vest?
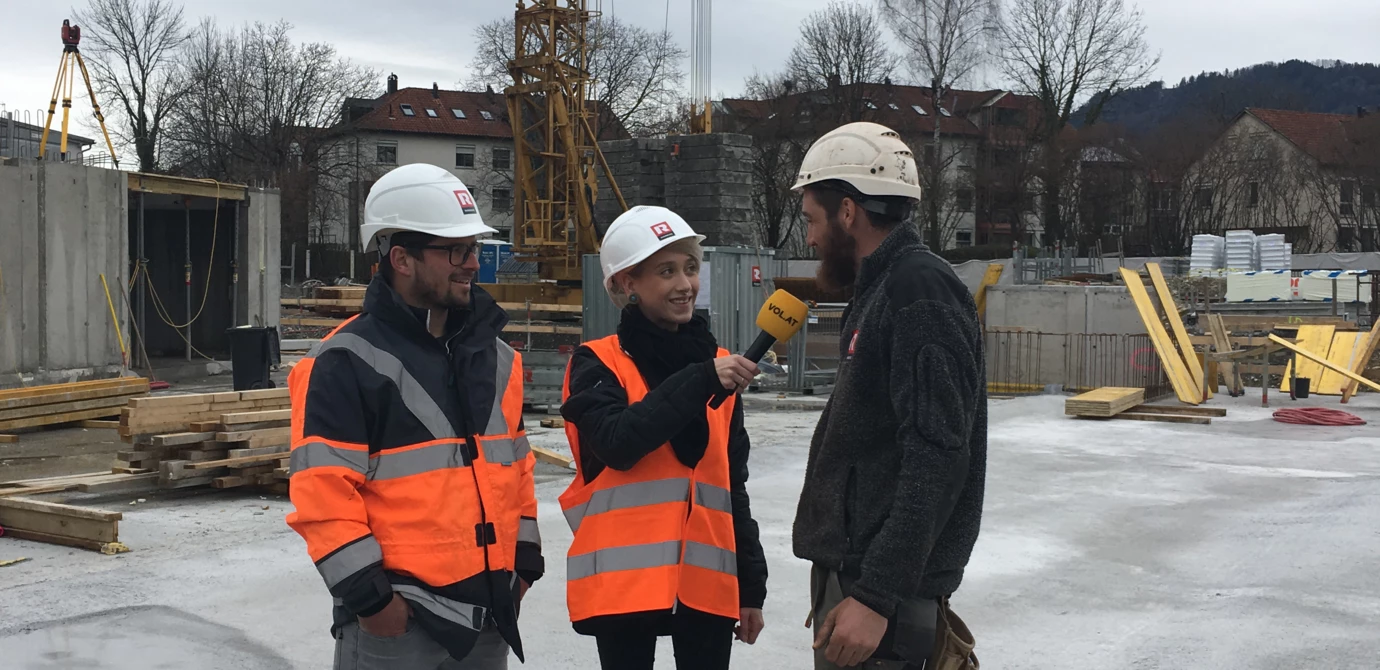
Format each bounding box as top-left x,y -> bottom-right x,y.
315,534 -> 383,588
558,335 -> 740,622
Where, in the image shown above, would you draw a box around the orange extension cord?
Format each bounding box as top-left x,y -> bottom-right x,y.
1272,407 -> 1367,426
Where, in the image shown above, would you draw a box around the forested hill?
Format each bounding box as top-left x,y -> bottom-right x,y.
1074,60 -> 1380,134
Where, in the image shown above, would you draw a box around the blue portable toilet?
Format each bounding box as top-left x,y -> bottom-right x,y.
477,240 -> 513,284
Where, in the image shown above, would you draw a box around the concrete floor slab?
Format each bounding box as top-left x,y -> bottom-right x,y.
3,393 -> 1379,668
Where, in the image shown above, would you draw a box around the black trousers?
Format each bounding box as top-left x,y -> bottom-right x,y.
594,607 -> 735,670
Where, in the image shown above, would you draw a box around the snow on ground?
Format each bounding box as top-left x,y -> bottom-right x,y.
3,393 -> 1380,669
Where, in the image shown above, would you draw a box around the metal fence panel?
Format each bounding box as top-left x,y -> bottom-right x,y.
787,306 -> 845,393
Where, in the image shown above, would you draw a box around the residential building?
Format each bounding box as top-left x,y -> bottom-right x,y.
1179,107 -> 1380,252
1,112 -> 95,163
717,82 -> 1042,253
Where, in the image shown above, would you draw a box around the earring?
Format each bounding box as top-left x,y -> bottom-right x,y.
628,293 -> 640,304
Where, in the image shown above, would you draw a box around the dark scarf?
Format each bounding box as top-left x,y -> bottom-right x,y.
617,305 -> 718,465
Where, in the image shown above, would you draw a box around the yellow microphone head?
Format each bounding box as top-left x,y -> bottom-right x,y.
756,289 -> 809,342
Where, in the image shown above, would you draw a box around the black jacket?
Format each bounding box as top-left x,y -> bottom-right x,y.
793,223 -> 987,619
560,324 -> 769,636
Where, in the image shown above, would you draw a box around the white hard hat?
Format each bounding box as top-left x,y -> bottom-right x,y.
361,163 -> 498,252
600,205 -> 705,299
792,122 -> 925,202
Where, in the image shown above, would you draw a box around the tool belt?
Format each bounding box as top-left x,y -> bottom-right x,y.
810,566 -> 978,670
930,597 -> 979,670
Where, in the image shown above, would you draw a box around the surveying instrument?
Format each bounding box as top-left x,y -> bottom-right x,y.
39,19 -> 119,167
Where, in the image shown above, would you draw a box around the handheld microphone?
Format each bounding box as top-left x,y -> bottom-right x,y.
709,289 -> 809,409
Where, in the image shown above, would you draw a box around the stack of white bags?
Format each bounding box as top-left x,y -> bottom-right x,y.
1256,234 -> 1290,271
1189,234 -> 1225,272
1224,230 -> 1258,271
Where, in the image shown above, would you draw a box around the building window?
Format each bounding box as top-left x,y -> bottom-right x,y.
1341,181 -> 1356,216
480,110 -> 495,121
456,145 -> 475,169
1363,185 -> 1377,208
996,108 -> 1025,126
376,141 -> 397,165
956,188 -> 974,213
956,231 -> 973,247
888,102 -> 900,110
400,104 -> 415,117
452,108 -> 466,119
864,99 -> 877,110
492,148 -> 511,171
425,108 -> 438,118
492,187 -> 513,212
1195,186 -> 1213,210
911,104 -> 928,116
1248,181 -> 1260,208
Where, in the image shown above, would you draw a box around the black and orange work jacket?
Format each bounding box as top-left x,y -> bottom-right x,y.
286,277 -> 542,663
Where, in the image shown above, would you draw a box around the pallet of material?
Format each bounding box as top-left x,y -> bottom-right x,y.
1065,387 -> 1145,417
0,496 -> 127,553
0,377 -> 149,432
120,388 -> 290,440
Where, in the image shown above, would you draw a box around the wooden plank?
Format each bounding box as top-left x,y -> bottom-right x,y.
226,445 -> 289,459
1281,325 -> 1336,392
215,427 -> 290,443
238,388 -> 290,401
1128,404 -> 1228,417
0,507 -> 119,543
190,421 -> 225,432
0,434 -> 17,443
1147,263 -> 1207,401
0,377 -> 145,402
180,449 -> 229,462
1,527 -> 111,552
1342,316 -> 1380,403
127,393 -> 219,409
502,322 -> 582,335
1315,331 -> 1366,396
77,473 -> 159,494
1109,412 -> 1211,425
539,418 -> 565,429
1270,334 -> 1380,393
0,483 -> 79,497
0,381 -> 148,411
281,316 -> 346,328
162,475 -> 220,489
531,445 -> 574,469
78,419 -> 121,429
1064,387 -> 1145,417
973,263 -> 1004,325
1207,314 -> 1243,395
219,409 -> 292,425
1120,269 -> 1201,405
0,497 -> 122,521
186,451 -> 293,470
0,395 -> 134,422
0,405 -> 128,431
150,432 -> 217,447
1214,315 -> 1353,330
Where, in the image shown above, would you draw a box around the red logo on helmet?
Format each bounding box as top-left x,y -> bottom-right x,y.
454,189 -> 478,215
650,221 -> 675,240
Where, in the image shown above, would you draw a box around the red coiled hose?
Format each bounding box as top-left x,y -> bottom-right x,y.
1272,407 -> 1367,426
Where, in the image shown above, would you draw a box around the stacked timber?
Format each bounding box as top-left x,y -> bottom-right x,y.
0,378 -> 150,434
280,286 -> 584,335
117,389 -> 292,492
1064,387 -> 1145,417
0,496 -> 127,553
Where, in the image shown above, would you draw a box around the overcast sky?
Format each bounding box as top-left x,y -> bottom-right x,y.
2,0 -> 1378,125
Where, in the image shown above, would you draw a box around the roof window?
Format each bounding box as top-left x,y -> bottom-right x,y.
480,110 -> 495,121
452,109 -> 466,119
400,104 -> 415,116
425,108 -> 438,118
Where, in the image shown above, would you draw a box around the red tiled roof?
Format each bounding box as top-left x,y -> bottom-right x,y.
352,87 -> 628,141
1246,108 -> 1355,164
721,83 -> 1039,138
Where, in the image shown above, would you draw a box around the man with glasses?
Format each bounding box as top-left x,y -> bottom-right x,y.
287,163 -> 543,669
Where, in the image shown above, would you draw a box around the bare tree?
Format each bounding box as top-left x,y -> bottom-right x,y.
739,72 -> 811,254
787,1 -> 899,123
995,0 -> 1159,244
464,15 -> 686,137
880,0 -> 995,249
163,20 -> 379,245
73,0 -> 190,171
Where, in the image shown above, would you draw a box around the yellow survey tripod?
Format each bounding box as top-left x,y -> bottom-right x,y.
39,19 -> 120,167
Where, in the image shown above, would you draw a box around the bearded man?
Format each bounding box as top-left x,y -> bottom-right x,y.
792,122 -> 987,670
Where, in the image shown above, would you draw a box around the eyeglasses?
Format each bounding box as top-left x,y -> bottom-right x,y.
417,242 -> 481,266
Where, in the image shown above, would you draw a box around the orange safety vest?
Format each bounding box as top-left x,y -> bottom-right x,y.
558,335 -> 739,623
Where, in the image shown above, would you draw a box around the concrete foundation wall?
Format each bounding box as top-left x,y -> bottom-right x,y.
986,285 -> 1146,335
0,159 -> 128,385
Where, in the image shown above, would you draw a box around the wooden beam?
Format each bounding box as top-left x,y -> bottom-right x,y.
186,451 -> 290,470
532,446 -> 574,470
1112,412 -> 1212,425
1128,404 -> 1228,417
149,432 -> 217,447
0,395 -> 133,422
0,405 -> 127,431
281,316 -> 346,328
1120,268 -> 1201,405
0,380 -> 148,411
1147,263 -> 1207,400
214,426 -> 290,443
0,377 -> 145,402
1342,316 -> 1380,403
1270,334 -> 1380,393
0,497 -> 121,547
502,322 -> 582,335
219,409 -> 292,425
127,172 -> 247,200
78,419 -> 121,429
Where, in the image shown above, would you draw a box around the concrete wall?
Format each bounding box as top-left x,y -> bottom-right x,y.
0,159 -> 127,386
242,188 -> 282,330
986,285 -> 1146,335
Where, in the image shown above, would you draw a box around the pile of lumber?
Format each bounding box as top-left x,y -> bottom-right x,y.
117,389 -> 292,493
281,285 -> 583,335
0,377 -> 149,434
1065,387 -> 1145,417
0,496 -> 127,553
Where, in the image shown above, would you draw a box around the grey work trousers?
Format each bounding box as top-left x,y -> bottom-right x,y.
334,621 -> 509,670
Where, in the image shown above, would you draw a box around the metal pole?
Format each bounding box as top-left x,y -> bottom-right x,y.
185,198 -> 192,362
290,242 -> 296,287
231,201 -> 239,326
137,191 -> 147,370
306,248 -> 312,280
1332,277 -> 1338,317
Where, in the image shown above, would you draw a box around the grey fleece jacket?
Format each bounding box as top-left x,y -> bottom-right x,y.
792,222 -> 987,619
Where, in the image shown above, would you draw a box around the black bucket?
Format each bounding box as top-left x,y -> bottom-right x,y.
1295,377 -> 1311,399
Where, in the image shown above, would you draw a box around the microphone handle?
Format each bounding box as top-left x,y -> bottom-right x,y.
708,332 -> 778,409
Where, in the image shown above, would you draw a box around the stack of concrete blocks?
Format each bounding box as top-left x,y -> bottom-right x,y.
596,133 -> 756,247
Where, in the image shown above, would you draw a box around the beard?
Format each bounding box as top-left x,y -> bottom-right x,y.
415,266 -> 472,310
815,217 -> 858,292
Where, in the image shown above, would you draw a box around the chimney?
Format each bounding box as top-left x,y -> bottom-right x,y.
827,72 -> 841,89
387,73 -> 398,95
432,82 -> 439,99
486,84 -> 495,102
